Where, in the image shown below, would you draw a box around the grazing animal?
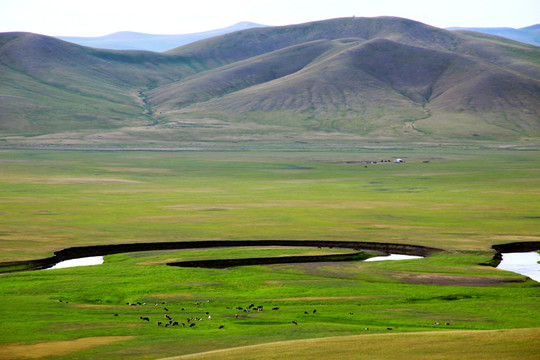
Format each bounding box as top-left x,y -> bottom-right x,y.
172,321 -> 179,326
190,323 -> 196,327
312,309 -> 317,314
387,328 -> 393,330
236,307 -> 243,310
219,325 -> 224,329
235,314 -> 238,318
272,307 -> 279,310
140,317 -> 150,321
164,308 -> 169,311
182,323 -> 186,327
446,322 -> 450,326
292,321 -> 298,325
348,312 -> 354,315
365,328 -> 369,330
257,306 -> 263,312
205,312 -> 210,315
113,314 -> 118,316
304,312 -> 308,315
165,314 -> 172,320
434,322 -> 440,325
157,322 -> 162,326
208,315 -> 212,320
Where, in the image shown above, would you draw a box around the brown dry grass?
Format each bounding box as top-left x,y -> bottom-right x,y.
158,328 -> 540,360
0,336 -> 134,360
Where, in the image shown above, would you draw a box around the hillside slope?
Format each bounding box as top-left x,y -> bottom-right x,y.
156,17 -> 540,139
1,17 -> 539,141
0,32 -> 203,132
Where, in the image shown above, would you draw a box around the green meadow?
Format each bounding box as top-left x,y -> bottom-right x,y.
0,146 -> 539,359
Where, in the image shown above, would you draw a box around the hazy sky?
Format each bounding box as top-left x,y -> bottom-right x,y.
1,0 -> 538,37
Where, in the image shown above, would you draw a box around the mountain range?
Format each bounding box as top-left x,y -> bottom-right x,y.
1,17 -> 539,143
448,24 -> 540,47
57,22 -> 267,52
55,23 -> 540,52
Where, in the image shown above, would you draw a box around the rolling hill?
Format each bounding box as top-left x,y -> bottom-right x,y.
1,17 -> 539,142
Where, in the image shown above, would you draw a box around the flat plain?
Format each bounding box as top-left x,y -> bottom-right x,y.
0,145 -> 539,359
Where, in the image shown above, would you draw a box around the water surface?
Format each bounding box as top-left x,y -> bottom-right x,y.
497,251 -> 540,282
47,256 -> 104,270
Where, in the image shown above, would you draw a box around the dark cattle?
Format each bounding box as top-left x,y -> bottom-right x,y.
291,321 -> 298,325
236,307 -> 243,310
304,312 -> 308,315
348,312 -> 354,315
172,321 -> 179,326
446,322 -> 450,326
219,325 -> 224,329
387,328 -> 393,330
312,309 -> 317,314
248,304 -> 254,309
190,323 -> 196,327
257,306 -> 263,312
157,321 -> 162,326
140,316 -> 150,321
165,314 -> 172,320
113,314 -> 118,316
272,307 -> 279,310
164,308 -> 169,311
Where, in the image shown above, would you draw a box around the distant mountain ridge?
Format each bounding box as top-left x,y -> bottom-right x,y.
1,17 -> 539,142
57,22 -> 267,52
448,24 -> 540,46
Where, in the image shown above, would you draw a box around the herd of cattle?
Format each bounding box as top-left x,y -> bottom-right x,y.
120,300 -> 317,329
57,298 -> 449,330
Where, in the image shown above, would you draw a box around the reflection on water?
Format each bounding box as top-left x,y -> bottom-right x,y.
497,252 -> 540,282
364,254 -> 423,262
47,256 -> 104,270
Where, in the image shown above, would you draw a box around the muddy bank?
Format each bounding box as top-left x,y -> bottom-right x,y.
0,240 -> 442,274
168,251 -> 373,268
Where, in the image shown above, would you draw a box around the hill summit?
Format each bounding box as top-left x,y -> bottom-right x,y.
1,17 -> 539,143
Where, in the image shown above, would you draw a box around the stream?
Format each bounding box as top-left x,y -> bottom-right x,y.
44,251 -> 540,283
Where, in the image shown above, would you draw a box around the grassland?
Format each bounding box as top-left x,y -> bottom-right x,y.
0,146 -> 538,359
